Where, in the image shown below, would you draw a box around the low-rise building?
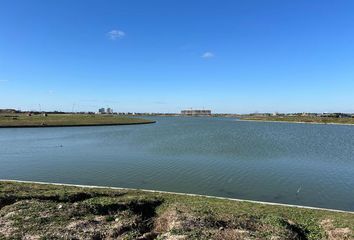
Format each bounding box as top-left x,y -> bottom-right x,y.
181,109 -> 211,116
107,108 -> 113,114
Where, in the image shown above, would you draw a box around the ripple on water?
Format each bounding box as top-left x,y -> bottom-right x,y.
0,117 -> 354,211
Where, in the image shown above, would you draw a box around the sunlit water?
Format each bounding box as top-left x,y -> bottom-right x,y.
1,117 -> 354,211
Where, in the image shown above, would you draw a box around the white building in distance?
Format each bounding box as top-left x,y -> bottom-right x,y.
107,108 -> 113,114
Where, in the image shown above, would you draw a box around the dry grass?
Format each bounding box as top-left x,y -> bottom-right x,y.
321,219 -> 352,240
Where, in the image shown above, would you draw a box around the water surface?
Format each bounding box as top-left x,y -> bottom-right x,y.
1,117 -> 354,211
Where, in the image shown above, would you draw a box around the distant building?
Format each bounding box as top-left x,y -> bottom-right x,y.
98,108 -> 105,114
106,108 -> 113,114
338,113 -> 352,118
181,109 -> 211,116
0,109 -> 17,114
321,112 -> 352,118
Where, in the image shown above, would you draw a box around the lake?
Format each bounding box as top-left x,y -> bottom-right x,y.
1,116 -> 354,211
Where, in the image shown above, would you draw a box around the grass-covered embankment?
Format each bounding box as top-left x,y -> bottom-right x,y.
239,116 -> 354,125
0,181 -> 352,239
0,114 -> 155,127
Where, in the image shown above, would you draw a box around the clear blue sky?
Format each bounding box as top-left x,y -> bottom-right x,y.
1,0 -> 354,113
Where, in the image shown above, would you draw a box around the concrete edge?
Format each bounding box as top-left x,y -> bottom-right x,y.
1,179 -> 353,214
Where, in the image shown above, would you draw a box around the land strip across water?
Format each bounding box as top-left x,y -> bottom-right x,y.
238,115 -> 354,125
0,114 -> 155,128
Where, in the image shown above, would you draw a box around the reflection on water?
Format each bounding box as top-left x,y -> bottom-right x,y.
1,116 -> 354,211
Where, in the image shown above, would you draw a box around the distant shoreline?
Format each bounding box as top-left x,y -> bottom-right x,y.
237,119 -> 354,126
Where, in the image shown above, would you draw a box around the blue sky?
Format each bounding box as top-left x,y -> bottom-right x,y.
0,0 -> 354,113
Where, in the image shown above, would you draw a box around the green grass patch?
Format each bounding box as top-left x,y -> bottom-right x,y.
0,113 -> 155,127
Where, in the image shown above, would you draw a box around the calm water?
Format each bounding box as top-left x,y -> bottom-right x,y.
1,117 -> 354,211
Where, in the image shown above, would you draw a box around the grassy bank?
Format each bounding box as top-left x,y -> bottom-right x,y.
239,115 -> 354,125
0,181 -> 352,239
0,114 -> 155,127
